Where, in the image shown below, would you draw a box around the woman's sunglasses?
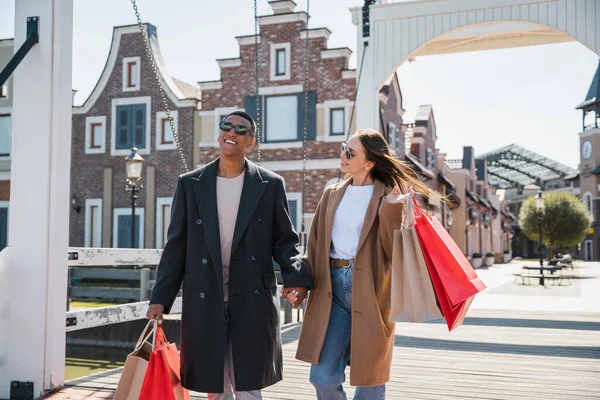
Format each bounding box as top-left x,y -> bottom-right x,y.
219,120 -> 254,136
341,142 -> 353,160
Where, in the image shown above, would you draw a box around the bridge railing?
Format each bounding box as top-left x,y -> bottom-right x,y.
65,247 -> 297,333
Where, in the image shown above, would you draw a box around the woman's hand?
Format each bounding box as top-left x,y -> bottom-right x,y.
385,186 -> 414,204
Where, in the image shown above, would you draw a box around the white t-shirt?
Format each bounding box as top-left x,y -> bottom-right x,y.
330,184 -> 374,260
216,171 -> 245,302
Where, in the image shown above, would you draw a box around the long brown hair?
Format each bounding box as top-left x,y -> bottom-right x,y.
350,129 -> 441,200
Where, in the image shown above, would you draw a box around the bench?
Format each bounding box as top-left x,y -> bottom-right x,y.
512,273 -> 573,286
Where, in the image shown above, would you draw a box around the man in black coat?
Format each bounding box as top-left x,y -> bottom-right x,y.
147,111 -> 312,398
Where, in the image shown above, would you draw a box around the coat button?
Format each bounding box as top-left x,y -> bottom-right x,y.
202,258 -> 208,264
251,255 -> 257,262
199,292 -> 206,299
254,289 -> 260,296
196,218 -> 202,225
256,216 -> 262,223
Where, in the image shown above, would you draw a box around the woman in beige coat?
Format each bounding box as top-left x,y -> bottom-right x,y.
286,129 -> 440,399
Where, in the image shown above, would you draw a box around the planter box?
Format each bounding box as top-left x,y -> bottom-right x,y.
502,253 -> 511,264
484,256 -> 495,267
470,257 -> 483,269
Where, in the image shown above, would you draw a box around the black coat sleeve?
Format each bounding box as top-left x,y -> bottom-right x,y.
150,175 -> 187,313
272,179 -> 314,289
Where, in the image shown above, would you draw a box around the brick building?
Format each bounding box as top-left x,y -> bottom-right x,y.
70,23 -> 200,248
195,0 -> 405,230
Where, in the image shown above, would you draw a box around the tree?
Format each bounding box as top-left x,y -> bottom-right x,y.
519,191 -> 592,254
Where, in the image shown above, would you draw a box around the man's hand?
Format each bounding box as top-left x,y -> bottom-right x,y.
146,304 -> 165,324
282,287 -> 308,307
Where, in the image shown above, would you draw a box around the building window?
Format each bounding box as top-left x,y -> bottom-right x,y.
270,43 -> 291,81
111,97 -> 151,156
85,116 -> 106,154
0,85 -> 8,99
330,108 -> 345,136
286,192 -> 302,232
0,115 -> 11,157
426,148 -> 436,170
156,110 -> 178,150
122,56 -> 141,92
265,95 -> 298,142
84,199 -> 102,247
156,197 -> 172,248
583,192 -> 594,216
113,207 -> 144,248
276,49 -> 286,76
0,201 -> 9,251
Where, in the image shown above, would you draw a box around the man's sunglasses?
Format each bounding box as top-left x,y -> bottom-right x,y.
341,142 -> 354,160
219,120 -> 254,136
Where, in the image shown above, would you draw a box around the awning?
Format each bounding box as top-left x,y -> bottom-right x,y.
405,153 -> 435,179
437,172 -> 456,190
466,190 -> 480,203
447,192 -> 461,210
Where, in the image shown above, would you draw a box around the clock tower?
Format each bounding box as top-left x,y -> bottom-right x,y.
576,60 -> 600,261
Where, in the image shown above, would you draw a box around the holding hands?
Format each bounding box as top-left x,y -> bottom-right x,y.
282,287 -> 308,307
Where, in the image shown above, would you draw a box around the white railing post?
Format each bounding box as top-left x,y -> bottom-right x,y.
140,268 -> 150,301
0,1 -> 74,398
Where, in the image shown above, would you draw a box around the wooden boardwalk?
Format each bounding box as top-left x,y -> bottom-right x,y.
48,308 -> 600,400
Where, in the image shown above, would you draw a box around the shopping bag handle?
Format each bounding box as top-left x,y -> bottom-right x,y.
406,192 -> 416,228
134,319 -> 156,351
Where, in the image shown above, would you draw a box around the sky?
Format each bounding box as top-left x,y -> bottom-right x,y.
1,0 -> 598,168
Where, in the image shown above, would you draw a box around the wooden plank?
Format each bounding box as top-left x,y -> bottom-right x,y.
68,247 -> 163,266
54,309 -> 600,399
70,267 -> 156,280
69,286 -> 140,300
65,298 -> 182,332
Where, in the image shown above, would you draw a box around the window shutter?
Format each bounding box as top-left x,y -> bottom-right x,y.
297,91 -> 317,141
244,95 -> 263,136
117,215 -> 130,248
132,105 -> 146,149
116,106 -> 130,150
0,208 -> 7,250
118,214 -> 140,248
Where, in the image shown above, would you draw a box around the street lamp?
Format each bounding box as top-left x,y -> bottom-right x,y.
125,147 -> 144,248
536,190 -> 545,285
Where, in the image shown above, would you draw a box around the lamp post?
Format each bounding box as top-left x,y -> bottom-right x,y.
125,147 -> 144,248
536,190 -> 545,285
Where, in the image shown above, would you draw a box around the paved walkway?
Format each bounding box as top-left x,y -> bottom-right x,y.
45,261 -> 600,399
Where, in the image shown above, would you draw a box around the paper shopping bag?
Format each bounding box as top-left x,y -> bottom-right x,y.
390,195 -> 443,323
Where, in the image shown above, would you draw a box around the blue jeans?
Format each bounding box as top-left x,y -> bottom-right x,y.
208,303 -> 262,400
309,266 -> 386,400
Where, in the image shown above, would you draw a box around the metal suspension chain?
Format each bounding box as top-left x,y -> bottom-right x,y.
301,0 -> 310,237
131,0 -> 189,172
254,0 -> 261,165
337,41 -> 369,182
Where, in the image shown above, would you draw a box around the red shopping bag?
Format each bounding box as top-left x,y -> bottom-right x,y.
411,198 -> 485,331
412,198 -> 486,306
139,323 -> 189,400
420,242 -> 474,331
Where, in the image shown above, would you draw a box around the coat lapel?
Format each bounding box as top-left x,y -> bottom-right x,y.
231,160 -> 267,255
325,179 -> 351,252
356,180 -> 386,255
191,159 -> 223,287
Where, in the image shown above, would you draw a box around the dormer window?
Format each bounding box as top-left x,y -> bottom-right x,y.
270,43 -> 291,81
122,57 -> 141,92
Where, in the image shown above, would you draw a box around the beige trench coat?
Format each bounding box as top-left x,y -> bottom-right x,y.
295,179 -> 405,387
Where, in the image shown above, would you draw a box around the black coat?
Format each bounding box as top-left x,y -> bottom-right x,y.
150,158 -> 313,393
